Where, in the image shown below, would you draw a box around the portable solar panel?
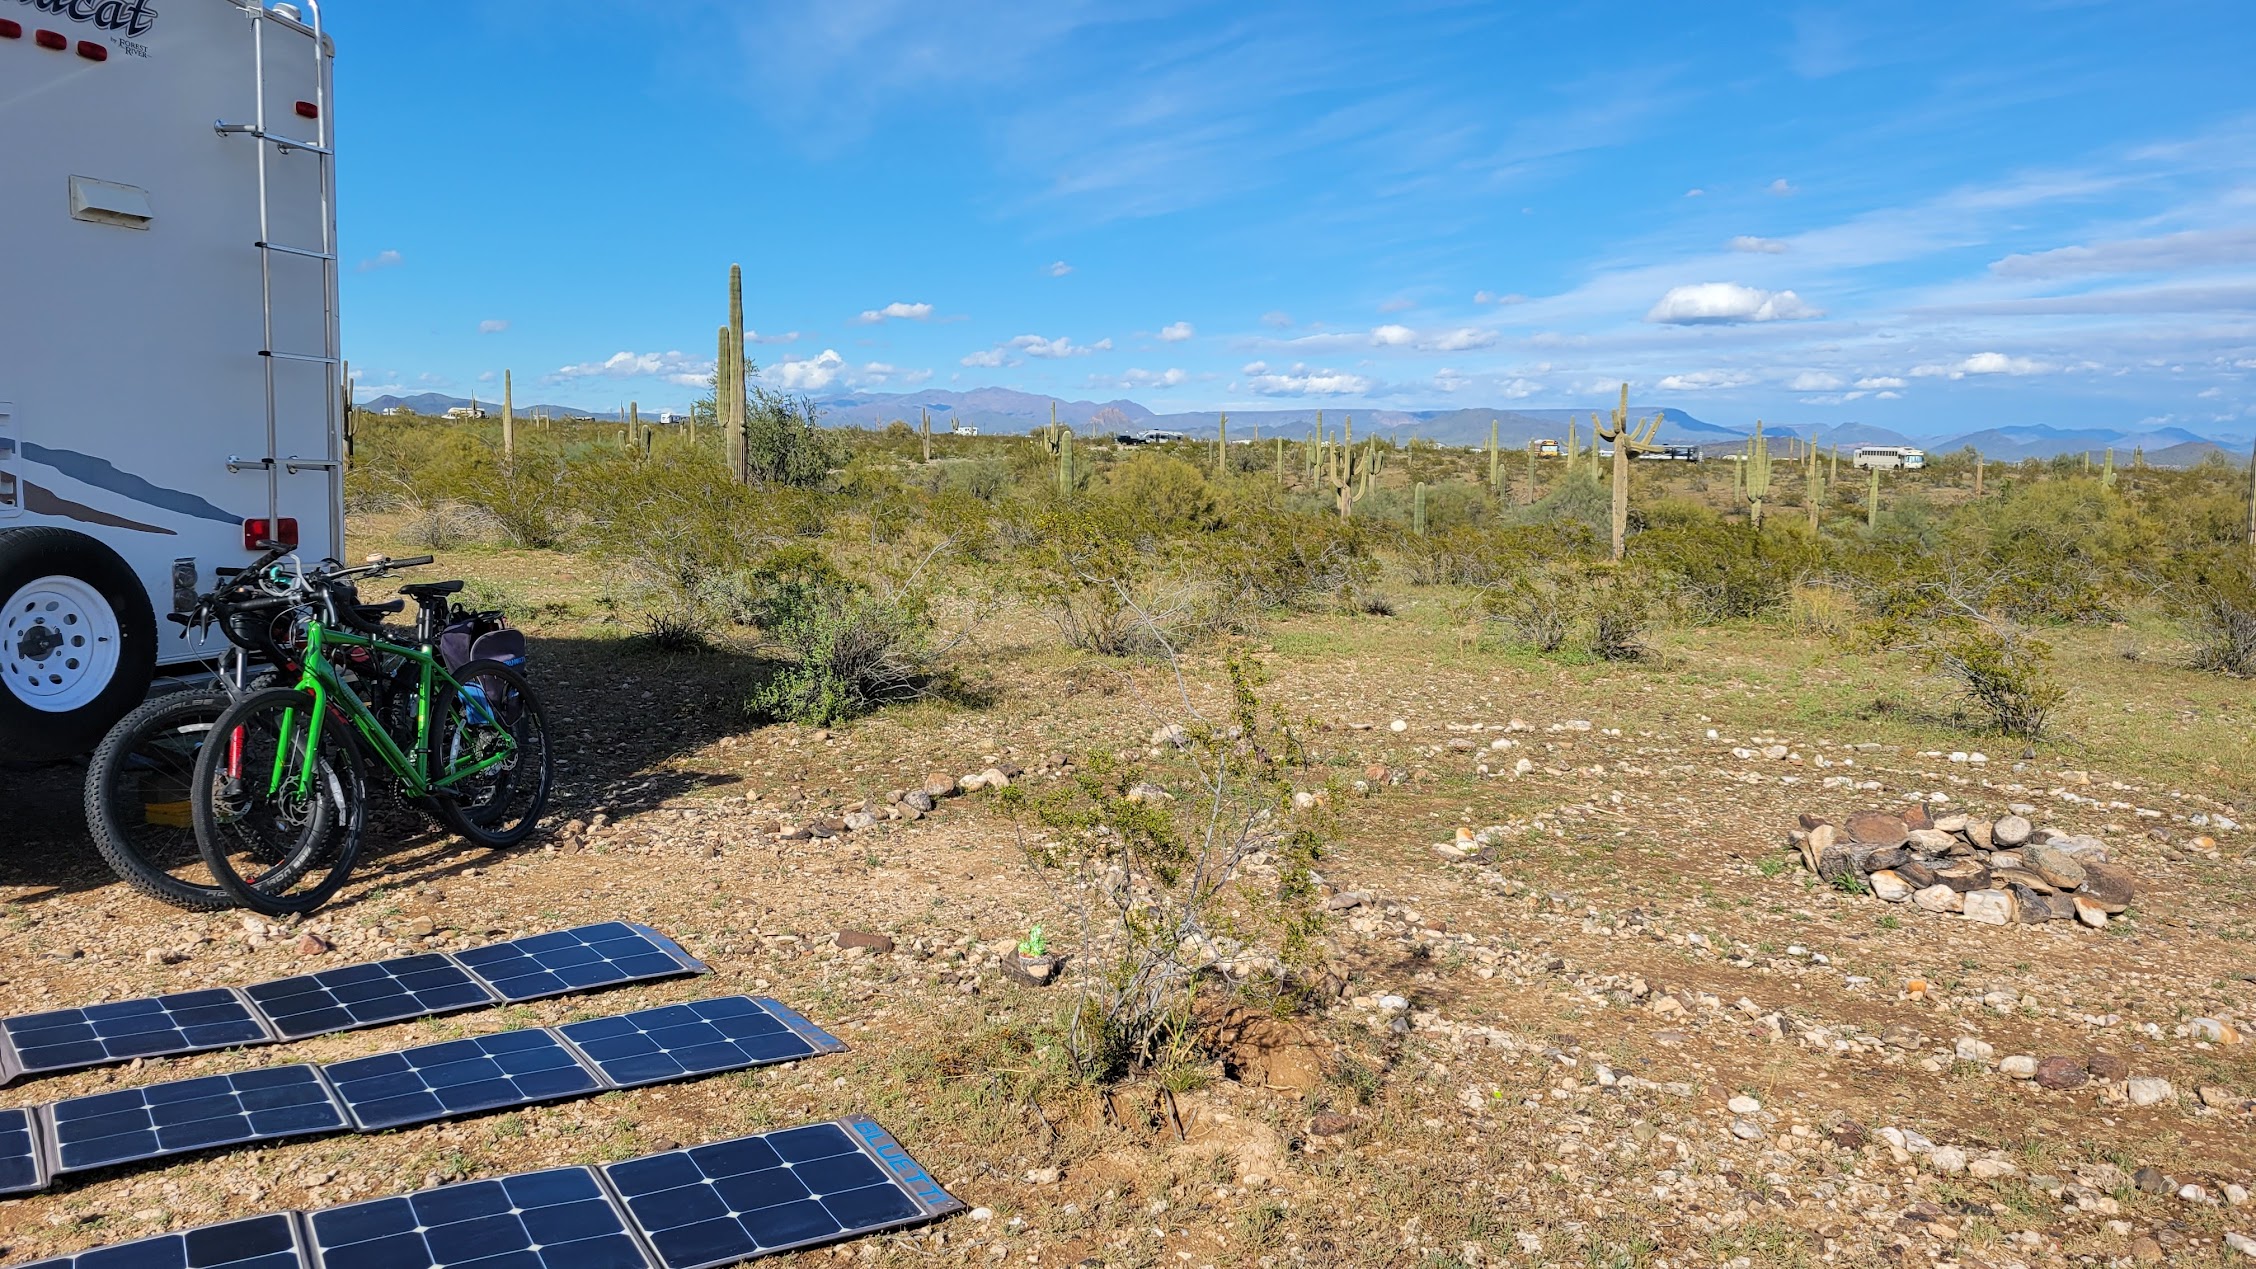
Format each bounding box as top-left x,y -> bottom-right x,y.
8,1213 -> 308,1269
0,1105 -> 45,1197
326,1027 -> 603,1132
240,954 -> 495,1041
46,1065 -> 347,1175
558,996 -> 845,1089
308,1166 -> 651,1269
602,1117 -> 962,1267
0,990 -> 271,1080
453,922 -> 707,1003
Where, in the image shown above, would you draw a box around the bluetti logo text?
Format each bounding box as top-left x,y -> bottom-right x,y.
852,1120 -> 949,1207
15,0 -> 158,38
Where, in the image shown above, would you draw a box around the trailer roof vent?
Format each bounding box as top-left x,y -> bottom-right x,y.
69,177 -> 155,230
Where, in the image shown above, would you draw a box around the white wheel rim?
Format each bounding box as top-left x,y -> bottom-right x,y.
2,574 -> 123,713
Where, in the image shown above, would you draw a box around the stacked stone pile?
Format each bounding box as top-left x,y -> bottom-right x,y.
1790,806 -> 2135,929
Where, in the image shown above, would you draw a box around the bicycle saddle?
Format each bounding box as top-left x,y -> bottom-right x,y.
400,580 -> 465,599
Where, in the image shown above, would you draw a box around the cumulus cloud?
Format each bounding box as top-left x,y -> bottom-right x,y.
960,348 -> 1012,368
1158,321 -> 1195,342
1911,352 -> 2052,379
1370,324 -> 1416,347
856,301 -> 934,324
1378,297 -> 1416,313
1241,361 -> 1371,396
1646,283 -> 1822,324
1684,188 -> 1705,198
1729,236 -> 1789,254
1114,367 -> 1188,388
768,349 -> 847,390
1767,178 -> 1795,196
1430,327 -> 1497,352
1260,311 -> 1293,328
356,249 -> 403,272
1046,260 -> 1073,277
478,319 -> 509,334
1855,375 -> 1905,389
553,350 -> 712,387
1655,370 -> 1755,391
1011,334 -> 1111,358
1788,371 -> 1844,391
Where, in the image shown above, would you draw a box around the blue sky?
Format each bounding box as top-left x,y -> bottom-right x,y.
334,1 -> 2256,438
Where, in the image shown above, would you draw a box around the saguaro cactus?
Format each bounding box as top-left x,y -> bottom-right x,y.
1594,383 -> 1662,560
920,408 -> 932,463
727,264 -> 748,484
1566,419 -> 1580,477
1040,403 -> 1075,496
1275,435 -> 1286,484
1973,448 -> 1985,496
1413,481 -> 1428,536
1743,420 -> 1773,529
1807,437 -> 1823,530
2102,447 -> 2118,488
1215,411 -> 1228,477
502,370 -> 514,467
1867,466 -> 1882,527
1326,414 -> 1371,521
1525,438 -> 1537,504
1487,418 -> 1502,493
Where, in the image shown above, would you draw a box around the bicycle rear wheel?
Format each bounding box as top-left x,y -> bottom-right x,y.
432,658 -> 552,848
192,686 -> 367,915
84,691 -> 236,911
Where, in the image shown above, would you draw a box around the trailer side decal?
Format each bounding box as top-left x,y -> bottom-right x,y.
20,442 -> 244,525
23,480 -> 174,534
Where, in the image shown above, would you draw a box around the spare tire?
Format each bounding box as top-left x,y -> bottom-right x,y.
0,527 -> 159,761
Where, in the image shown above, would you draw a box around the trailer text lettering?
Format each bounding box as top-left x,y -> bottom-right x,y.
16,0 -> 159,39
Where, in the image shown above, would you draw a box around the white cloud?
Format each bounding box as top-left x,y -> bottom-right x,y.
1260,311 -> 1293,328
748,330 -> 800,345
1241,361 -> 1371,396
960,348 -> 1012,368
1875,390 -> 1902,399
1684,188 -> 1705,198
1370,324 -> 1416,346
1115,367 -> 1188,388
1046,260 -> 1073,277
1855,375 -> 1905,389
478,319 -> 509,334
768,349 -> 847,390
553,350 -> 712,387
1789,371 -> 1845,391
1474,290 -> 1527,305
356,249 -> 403,272
1646,283 -> 1822,324
856,301 -> 934,324
1430,327 -> 1497,352
1989,225 -> 2256,279
1910,352 -> 2053,379
1767,178 -> 1795,196
1158,321 -> 1195,342
1010,334 -> 1110,358
1378,297 -> 1416,313
1656,370 -> 1755,391
476,371 -> 496,383
1729,235 -> 1789,254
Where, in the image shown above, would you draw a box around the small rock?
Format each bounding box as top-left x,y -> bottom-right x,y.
1962,888 -> 2017,926
401,916 -> 436,938
1954,1036 -> 1996,1063
1993,814 -> 2033,846
1913,884 -> 1963,914
1726,1095 -> 1761,1114
2024,842 -> 2088,890
2132,1235 -> 2164,1263
2134,1166 -> 2170,1194
1308,1112 -> 1354,1137
294,932 -> 330,957
2000,1055 -> 2038,1079
2034,1057 -> 2089,1090
1389,719 -> 1408,733
1869,870 -> 1913,903
1729,1119 -> 1764,1141
1929,1145 -> 1968,1175
2079,860 -> 2136,913
2088,1050 -> 2130,1081
1845,810 -> 1910,848
2227,1231 -> 2256,1259
835,930 -> 896,955
2126,1077 -> 2175,1107
2199,1086 -> 2242,1110
1906,828 -> 1957,853
1024,1167 -> 1061,1185
2074,896 -> 2109,928
1830,1120 -> 1868,1150
905,790 -> 936,813
921,773 -> 960,799
2192,1018 -> 2241,1046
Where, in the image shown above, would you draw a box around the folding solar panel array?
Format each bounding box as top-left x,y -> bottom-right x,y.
0,923 -> 706,1085
10,1119 -> 961,1269
0,997 -> 844,1196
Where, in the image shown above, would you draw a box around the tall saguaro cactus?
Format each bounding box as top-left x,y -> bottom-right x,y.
1275,435 -> 1286,484
1326,414 -> 1371,521
1742,420 -> 1773,529
2102,447 -> 2118,488
1867,465 -> 1882,527
1413,481 -> 1428,536
1807,436 -> 1823,530
1595,383 -> 1662,560
919,408 -> 932,463
1973,448 -> 1985,496
727,264 -> 748,484
1487,418 -> 1502,494
1215,411 -> 1228,477
1040,403 -> 1075,496
502,370 -> 515,467
717,324 -> 737,471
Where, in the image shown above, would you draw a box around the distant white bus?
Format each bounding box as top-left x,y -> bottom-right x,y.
951,425 -> 979,437
1853,446 -> 1926,470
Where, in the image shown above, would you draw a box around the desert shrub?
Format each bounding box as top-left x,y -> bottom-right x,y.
1104,452 -> 1223,535
1784,581 -> 1857,637
579,449 -> 795,637
1970,480 -> 2148,623
1481,570 -> 1573,651
742,388 -> 840,488
1631,510 -> 1820,621
2173,550 -> 2256,676
1928,618 -> 2066,737
1512,470 -> 1611,540
1207,510 -> 1375,610
1481,564 -> 1656,659
1023,501 -> 1226,655
741,547 -> 943,725
397,499 -> 506,549
1582,567 -> 1657,660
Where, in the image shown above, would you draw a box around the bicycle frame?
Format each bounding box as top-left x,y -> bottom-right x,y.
265,618 -> 516,800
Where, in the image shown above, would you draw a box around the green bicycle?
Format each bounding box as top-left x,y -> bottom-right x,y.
190,549 -> 553,914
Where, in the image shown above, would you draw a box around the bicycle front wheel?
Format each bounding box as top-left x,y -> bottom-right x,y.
192,687 -> 367,915
432,658 -> 553,848
84,691 -> 236,911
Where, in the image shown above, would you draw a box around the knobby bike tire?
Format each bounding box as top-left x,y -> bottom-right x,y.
432,658 -> 553,848
83,691 -> 237,911
191,686 -> 368,915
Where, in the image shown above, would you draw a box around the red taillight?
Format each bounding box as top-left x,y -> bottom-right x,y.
76,39 -> 106,61
244,517 -> 301,550
35,27 -> 66,49
295,100 -> 319,119
0,19 -> 22,38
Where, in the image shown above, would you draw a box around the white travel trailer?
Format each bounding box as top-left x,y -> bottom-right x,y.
1,0 -> 342,760
1852,446 -> 1927,470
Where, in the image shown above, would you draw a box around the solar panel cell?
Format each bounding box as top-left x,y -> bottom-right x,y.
327,1028 -> 602,1132
49,1066 -> 345,1174
453,922 -> 703,1003
309,1167 -> 649,1269
11,1214 -> 306,1269
557,996 -> 843,1089
1,991 -> 268,1077
242,955 -> 494,1040
0,1105 -> 44,1196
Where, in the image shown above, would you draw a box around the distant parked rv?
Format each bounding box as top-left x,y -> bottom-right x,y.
1635,445 -> 1704,462
951,425 -> 980,436
1531,438 -> 1563,457
1853,446 -> 1926,470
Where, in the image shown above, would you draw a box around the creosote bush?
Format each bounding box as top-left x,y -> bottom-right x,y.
741,546 -> 949,726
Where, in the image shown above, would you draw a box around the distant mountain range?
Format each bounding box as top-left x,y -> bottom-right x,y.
358,389 -> 2253,467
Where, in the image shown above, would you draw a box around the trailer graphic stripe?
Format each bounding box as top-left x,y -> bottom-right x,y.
22,481 -> 175,535
20,442 -> 246,526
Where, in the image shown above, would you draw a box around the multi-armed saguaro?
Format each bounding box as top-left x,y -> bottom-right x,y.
1326,413 -> 1372,521
1594,383 -> 1664,559
1742,419 -> 1773,529
1039,403 -> 1075,496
